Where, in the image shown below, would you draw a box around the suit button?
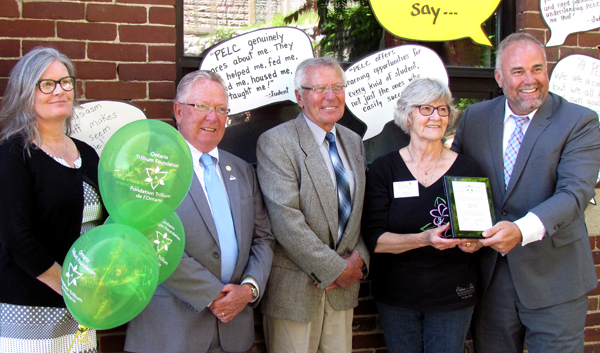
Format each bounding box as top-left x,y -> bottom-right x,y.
213,252 -> 219,259
502,210 -> 508,216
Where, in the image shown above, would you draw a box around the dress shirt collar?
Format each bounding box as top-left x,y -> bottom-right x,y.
503,99 -> 538,123
186,140 -> 220,169
303,113 -> 339,146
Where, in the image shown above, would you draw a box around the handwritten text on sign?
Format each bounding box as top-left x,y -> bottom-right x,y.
345,45 -> 448,140
369,0 -> 500,46
70,100 -> 147,155
200,27 -> 314,115
550,54 -> 600,118
542,0 -> 600,47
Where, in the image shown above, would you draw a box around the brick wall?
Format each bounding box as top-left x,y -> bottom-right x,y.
0,0 -> 177,123
2,0 -> 600,352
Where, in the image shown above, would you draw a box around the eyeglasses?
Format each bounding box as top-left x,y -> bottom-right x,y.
37,76 -> 75,94
301,84 -> 345,94
415,104 -> 450,117
180,103 -> 230,116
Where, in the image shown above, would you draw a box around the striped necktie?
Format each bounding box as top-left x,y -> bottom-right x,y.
503,115 -> 530,189
325,132 -> 351,242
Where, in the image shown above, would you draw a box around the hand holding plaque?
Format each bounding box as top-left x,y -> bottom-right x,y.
443,176 -> 496,239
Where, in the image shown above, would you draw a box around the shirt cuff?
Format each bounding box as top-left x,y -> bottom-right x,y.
515,212 -> 546,246
241,276 -> 259,303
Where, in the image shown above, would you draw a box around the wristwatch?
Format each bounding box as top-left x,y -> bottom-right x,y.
244,282 -> 259,302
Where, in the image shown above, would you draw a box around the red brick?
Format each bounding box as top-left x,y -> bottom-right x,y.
580,33 -> 600,49
86,82 -> 146,100
593,251 -> 600,265
0,40 -> 20,57
352,316 -> 377,332
88,43 -> 146,62
23,2 -> 84,20
119,25 -> 176,44
118,63 -> 176,81
132,100 -> 174,120
118,0 -> 175,5
0,78 -> 8,96
586,327 -> 600,342
149,6 -> 175,25
0,19 -> 55,38
23,41 -> 86,60
547,62 -> 555,75
562,33 -> 578,46
588,281 -> 600,296
589,296 -> 599,311
517,0 -> 539,13
57,22 -> 117,41
545,46 -> 559,63
586,311 -> 600,326
522,29 -> 547,46
73,61 -> 117,80
584,344 -> 600,353
149,45 -> 176,62
87,4 -> 147,24
149,82 -> 176,99
0,59 -> 19,77
560,47 -> 600,60
518,12 -> 546,30
0,0 -> 19,18
352,333 -> 387,350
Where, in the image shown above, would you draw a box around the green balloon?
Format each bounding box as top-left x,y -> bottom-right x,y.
61,224 -> 159,330
99,119 -> 193,231
105,212 -> 185,284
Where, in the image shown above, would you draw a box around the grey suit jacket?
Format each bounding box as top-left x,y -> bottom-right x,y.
125,149 -> 275,353
452,92 -> 600,309
256,114 -> 369,323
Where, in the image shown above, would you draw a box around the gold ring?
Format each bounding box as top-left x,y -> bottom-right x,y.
221,312 -> 225,317
466,242 -> 471,247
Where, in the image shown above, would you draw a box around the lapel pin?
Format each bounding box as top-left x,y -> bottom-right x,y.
226,166 -> 232,171
229,175 -> 236,181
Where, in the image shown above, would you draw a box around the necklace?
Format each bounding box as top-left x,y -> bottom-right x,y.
407,146 -> 443,186
43,137 -> 69,159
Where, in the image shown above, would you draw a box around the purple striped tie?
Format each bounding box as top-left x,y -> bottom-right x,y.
503,115 -> 530,189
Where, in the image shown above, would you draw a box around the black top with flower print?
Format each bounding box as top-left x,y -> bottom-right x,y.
362,151 -> 483,312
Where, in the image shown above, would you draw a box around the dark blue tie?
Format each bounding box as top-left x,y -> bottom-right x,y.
200,154 -> 238,284
325,132 -> 351,242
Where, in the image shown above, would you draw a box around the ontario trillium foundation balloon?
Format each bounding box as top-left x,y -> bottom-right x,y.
61,224 -> 159,330
99,119 -> 193,231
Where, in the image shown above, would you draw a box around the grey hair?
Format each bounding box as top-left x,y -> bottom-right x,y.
393,78 -> 458,134
174,70 -> 228,104
495,32 -> 546,73
0,47 -> 78,147
294,56 -> 347,94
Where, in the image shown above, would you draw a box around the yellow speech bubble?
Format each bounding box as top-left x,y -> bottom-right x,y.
369,0 -> 500,47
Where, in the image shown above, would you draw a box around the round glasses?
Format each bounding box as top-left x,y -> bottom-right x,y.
301,84 -> 346,94
415,104 -> 450,117
37,76 -> 76,94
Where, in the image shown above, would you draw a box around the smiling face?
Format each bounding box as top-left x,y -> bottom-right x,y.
495,40 -> 549,116
407,99 -> 449,143
34,60 -> 74,125
174,78 -> 228,153
295,65 -> 345,131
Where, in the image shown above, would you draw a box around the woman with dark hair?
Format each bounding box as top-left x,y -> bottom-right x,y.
0,47 -> 105,352
362,78 -> 482,353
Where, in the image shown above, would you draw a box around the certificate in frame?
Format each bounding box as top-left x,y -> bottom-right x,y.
443,176 -> 496,239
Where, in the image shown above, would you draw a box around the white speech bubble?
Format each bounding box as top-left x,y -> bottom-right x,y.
549,54 -> 600,118
542,0 -> 600,47
70,100 -> 147,155
200,27 -> 314,115
344,45 -> 448,140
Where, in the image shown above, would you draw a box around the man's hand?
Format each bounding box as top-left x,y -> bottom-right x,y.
208,284 -> 253,323
325,251 -> 364,290
480,221 -> 522,254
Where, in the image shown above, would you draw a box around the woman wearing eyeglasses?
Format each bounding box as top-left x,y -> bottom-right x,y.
361,78 -> 483,353
0,47 -> 105,352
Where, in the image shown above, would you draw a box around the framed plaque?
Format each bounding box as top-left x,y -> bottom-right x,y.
443,176 -> 496,239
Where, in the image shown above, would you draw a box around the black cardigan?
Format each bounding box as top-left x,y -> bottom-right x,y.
0,136 -> 105,307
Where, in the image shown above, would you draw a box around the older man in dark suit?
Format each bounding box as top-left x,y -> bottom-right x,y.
125,70 -> 275,353
452,33 -> 600,353
256,57 -> 369,353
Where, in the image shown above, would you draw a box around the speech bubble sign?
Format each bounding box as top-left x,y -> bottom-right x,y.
200,27 -> 314,115
550,54 -> 600,117
369,0 -> 500,47
345,45 -> 448,140
70,100 -> 147,155
542,0 -> 600,47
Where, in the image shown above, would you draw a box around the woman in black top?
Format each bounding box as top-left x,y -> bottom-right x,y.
362,78 -> 482,353
0,47 -> 105,352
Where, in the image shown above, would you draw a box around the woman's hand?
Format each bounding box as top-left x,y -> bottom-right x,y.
458,239 -> 483,253
424,223 -> 462,250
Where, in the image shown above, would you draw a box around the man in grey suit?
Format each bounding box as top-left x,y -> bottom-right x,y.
256,57 -> 369,353
124,70 -> 275,353
452,33 -> 600,353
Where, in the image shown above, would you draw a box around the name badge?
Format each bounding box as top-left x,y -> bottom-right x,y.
393,180 -> 419,198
